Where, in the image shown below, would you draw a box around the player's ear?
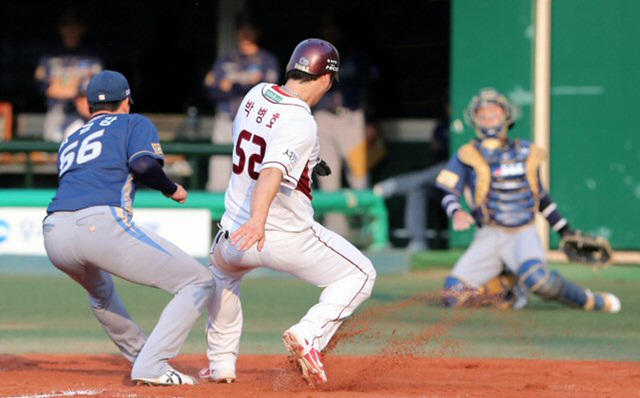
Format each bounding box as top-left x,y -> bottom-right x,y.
322,73 -> 333,90
119,97 -> 132,113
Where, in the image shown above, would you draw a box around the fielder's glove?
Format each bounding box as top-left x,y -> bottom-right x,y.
560,230 -> 613,266
313,159 -> 332,177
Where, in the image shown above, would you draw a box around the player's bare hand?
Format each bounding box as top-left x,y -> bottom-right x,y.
169,183 -> 188,204
230,218 -> 266,252
220,78 -> 233,92
47,77 -> 82,99
453,210 -> 475,231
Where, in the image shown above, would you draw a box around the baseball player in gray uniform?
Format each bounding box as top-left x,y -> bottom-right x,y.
436,88 -> 620,312
42,70 -> 214,386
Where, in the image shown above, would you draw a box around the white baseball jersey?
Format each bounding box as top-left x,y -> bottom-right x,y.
221,83 -> 320,233
206,89 -> 376,375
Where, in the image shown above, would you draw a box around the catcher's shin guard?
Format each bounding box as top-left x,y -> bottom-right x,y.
517,259 -> 589,308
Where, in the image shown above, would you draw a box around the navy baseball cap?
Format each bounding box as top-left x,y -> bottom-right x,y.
87,70 -> 133,104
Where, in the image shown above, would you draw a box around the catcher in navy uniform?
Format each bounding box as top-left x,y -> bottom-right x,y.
436,88 -> 618,312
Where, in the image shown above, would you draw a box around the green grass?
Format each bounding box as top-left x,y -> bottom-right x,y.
1,264 -> 639,361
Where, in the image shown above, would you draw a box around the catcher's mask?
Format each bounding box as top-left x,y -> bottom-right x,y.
464,88 -> 518,140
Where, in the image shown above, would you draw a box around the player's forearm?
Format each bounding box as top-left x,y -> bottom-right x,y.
250,168 -> 283,224
129,155 -> 177,196
539,192 -> 572,236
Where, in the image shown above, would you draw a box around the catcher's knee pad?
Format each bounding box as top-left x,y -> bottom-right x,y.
517,259 -> 559,298
442,275 -> 514,308
518,259 -> 588,307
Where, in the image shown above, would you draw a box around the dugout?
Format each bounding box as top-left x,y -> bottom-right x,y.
0,0 -> 452,250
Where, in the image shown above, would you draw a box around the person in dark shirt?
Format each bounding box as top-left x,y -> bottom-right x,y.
313,17 -> 381,237
34,9 -> 102,142
203,15 -> 279,192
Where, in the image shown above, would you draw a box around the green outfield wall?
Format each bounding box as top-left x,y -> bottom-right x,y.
549,0 -> 640,249
451,0 -> 640,250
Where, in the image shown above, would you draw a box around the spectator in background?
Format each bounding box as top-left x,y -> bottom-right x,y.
62,78 -> 91,139
203,15 -> 279,192
314,17 -> 381,238
34,9 -> 103,142
373,99 -> 450,252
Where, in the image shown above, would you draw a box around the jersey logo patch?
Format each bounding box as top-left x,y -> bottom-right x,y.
436,169 -> 460,189
265,89 -> 283,103
152,143 -> 164,156
295,57 -> 310,73
493,162 -> 525,177
283,149 -> 299,167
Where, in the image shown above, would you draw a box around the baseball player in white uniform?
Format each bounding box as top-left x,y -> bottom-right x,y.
198,38 -> 377,386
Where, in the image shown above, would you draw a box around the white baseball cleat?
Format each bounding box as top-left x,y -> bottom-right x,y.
282,327 -> 327,386
596,292 -> 621,313
198,366 -> 236,383
133,368 -> 197,386
585,290 -> 621,313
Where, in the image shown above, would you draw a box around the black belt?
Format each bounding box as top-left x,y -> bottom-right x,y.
214,224 -> 230,244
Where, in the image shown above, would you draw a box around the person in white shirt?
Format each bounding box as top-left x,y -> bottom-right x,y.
199,38 -> 377,386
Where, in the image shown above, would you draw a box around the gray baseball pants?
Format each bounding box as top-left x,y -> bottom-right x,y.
451,224 -> 545,287
43,205 -> 214,379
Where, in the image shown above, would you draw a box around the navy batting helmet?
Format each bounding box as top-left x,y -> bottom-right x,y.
286,38 -> 340,81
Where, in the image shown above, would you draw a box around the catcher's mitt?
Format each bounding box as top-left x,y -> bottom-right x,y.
560,231 -> 613,266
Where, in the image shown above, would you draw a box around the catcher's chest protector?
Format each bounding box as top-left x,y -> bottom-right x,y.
458,139 -> 545,229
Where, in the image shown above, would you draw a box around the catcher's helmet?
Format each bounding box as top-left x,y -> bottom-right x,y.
464,88 -> 518,139
286,38 -> 340,81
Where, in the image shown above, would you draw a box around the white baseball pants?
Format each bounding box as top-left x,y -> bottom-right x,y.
204,221 -> 376,374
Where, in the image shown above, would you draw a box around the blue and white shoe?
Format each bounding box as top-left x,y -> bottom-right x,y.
587,291 -> 621,313
133,368 -> 197,386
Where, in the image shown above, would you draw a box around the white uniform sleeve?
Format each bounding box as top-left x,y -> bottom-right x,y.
260,117 -> 316,190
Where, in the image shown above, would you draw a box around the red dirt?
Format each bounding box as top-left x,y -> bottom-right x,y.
1,354 -> 638,397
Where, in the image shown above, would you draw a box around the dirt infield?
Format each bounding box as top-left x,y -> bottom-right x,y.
1,354 -> 638,398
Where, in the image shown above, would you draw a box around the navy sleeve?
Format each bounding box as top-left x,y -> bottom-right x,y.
435,155 -> 470,218
538,190 -> 572,236
435,154 -> 467,196
263,53 -> 280,83
130,155 -> 177,195
204,56 -> 237,103
127,115 -> 165,165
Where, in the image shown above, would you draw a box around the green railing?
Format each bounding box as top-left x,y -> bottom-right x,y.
0,188 -> 389,250
0,140 -> 389,249
0,140 -> 233,189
